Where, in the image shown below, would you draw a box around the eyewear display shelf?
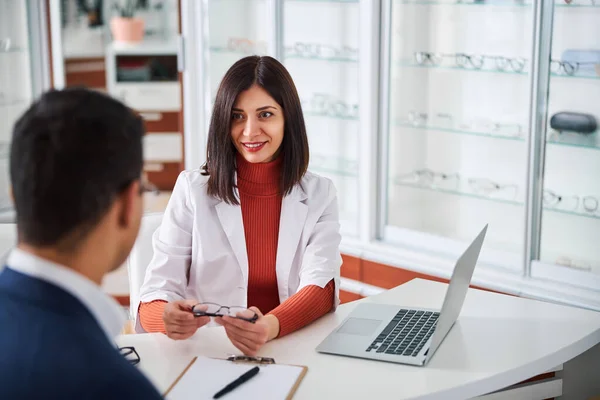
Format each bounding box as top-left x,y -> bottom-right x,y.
380,0 -> 600,304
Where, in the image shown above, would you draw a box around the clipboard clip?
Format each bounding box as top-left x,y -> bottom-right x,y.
226,355 -> 276,364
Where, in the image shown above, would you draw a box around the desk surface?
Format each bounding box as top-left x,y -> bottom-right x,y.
117,279 -> 600,400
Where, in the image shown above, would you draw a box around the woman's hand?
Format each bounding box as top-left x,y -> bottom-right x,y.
162,300 -> 210,340
216,307 -> 280,356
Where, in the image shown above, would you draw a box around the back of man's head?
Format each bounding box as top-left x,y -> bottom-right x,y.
10,88 -> 144,254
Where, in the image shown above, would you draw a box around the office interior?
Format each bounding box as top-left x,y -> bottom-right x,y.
1,0 -> 599,399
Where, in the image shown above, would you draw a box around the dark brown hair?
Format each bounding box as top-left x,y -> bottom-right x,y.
201,56 -> 309,204
11,88 -> 144,250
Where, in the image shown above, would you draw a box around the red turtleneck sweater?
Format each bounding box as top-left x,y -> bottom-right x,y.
139,155 -> 334,337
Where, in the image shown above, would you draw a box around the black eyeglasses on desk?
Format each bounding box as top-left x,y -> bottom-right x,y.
119,346 -> 140,366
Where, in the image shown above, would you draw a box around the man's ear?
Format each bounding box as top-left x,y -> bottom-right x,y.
118,180 -> 140,228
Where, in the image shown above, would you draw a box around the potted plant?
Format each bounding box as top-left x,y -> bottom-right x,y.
110,0 -> 145,44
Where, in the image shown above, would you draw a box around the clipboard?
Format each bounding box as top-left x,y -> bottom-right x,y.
164,355 -> 308,400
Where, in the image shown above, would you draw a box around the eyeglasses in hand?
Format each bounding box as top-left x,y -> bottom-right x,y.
227,355 -> 275,364
192,302 -> 258,323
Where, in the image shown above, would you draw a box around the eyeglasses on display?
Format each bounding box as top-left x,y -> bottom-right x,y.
468,178 -> 518,199
413,51 -> 528,72
550,59 -> 599,76
543,189 -> 599,213
226,37 -> 268,55
395,168 -> 460,188
401,110 -> 524,138
286,42 -> 358,60
301,93 -> 359,119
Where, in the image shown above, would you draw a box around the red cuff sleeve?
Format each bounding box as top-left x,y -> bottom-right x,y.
138,300 -> 168,334
268,279 -> 335,338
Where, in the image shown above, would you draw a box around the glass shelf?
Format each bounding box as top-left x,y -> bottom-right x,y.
284,53 -> 358,63
310,165 -> 357,177
547,132 -> 600,151
392,181 -> 600,220
0,143 -> 10,159
547,207 -> 600,220
304,110 -> 358,121
0,97 -> 27,108
395,121 -> 524,142
209,46 -> 262,56
397,60 -> 528,75
396,0 -> 599,7
397,0 -> 529,6
311,154 -> 358,177
0,47 -> 28,55
550,72 -> 600,80
393,180 -> 523,206
554,3 -> 600,7
287,0 -> 358,3
398,61 -> 600,80
395,122 -> 600,151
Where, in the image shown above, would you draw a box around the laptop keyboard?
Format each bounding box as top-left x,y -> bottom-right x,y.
366,309 -> 439,357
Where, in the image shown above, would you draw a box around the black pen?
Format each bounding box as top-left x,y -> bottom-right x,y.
213,366 -> 260,399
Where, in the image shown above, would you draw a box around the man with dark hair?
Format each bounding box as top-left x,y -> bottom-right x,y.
0,88 -> 163,399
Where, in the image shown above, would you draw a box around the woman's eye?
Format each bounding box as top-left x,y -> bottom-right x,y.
259,111 -> 273,119
232,113 -> 244,121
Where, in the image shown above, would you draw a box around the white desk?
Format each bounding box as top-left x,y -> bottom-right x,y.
116,279 -> 600,399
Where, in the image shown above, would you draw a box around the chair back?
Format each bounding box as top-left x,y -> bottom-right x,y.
0,222 -> 17,271
127,212 -> 163,319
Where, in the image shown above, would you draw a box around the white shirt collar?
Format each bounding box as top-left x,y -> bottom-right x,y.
6,248 -> 126,344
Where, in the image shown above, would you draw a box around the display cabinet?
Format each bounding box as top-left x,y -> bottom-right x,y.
528,0 -> 600,290
207,0 -> 272,101
381,0 -> 533,271
0,0 -> 49,220
282,0 -> 360,236
378,0 -> 599,303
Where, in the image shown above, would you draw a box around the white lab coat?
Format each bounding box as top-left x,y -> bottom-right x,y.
137,168 -> 342,332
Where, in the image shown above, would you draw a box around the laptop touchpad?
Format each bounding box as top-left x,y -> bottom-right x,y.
337,318 -> 382,336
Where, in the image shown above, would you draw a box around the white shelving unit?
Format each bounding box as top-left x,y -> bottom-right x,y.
0,1 -> 49,219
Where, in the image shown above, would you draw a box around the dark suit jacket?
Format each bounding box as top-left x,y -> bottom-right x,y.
0,267 -> 163,399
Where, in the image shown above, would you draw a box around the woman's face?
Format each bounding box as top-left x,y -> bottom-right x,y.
230,84 -> 285,164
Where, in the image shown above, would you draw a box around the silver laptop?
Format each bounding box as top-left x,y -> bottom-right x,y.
316,224 -> 488,366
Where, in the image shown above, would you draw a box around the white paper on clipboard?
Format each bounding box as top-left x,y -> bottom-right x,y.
165,356 -> 307,400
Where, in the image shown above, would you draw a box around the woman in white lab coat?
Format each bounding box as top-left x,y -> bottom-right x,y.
137,55 -> 342,356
